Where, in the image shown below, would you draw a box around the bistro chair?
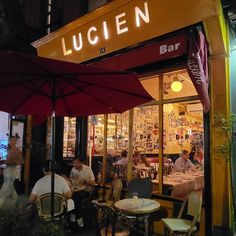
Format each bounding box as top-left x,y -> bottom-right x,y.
92,180 -> 129,236
36,193 -> 67,221
127,178 -> 153,198
162,191 -> 202,236
137,168 -> 151,179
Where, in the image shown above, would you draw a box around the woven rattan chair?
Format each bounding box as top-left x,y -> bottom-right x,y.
36,193 -> 67,221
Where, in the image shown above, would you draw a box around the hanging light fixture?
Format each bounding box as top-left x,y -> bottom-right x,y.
171,75 -> 183,92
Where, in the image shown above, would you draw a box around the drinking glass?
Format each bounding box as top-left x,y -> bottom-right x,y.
132,192 -> 138,199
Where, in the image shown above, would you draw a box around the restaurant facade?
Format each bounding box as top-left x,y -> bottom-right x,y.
32,0 -> 235,235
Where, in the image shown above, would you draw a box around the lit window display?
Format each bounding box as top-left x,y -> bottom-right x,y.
87,115 -> 104,156
87,68 -> 204,198
133,106 -> 159,153
63,117 -> 76,159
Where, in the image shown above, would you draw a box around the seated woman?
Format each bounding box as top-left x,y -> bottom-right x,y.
191,151 -> 204,170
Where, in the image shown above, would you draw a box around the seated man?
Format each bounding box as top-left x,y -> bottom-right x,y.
70,158 -> 95,220
29,160 -> 74,212
173,150 -> 195,172
113,150 -> 128,166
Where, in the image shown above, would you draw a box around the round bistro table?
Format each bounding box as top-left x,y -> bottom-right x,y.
114,198 -> 160,236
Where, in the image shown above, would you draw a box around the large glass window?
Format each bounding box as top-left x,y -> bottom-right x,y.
87,68 -> 204,198
63,117 -> 76,159
133,106 -> 159,154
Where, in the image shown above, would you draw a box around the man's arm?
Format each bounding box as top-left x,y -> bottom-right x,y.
29,193 -> 37,203
85,168 -> 95,186
63,190 -> 72,200
86,178 -> 95,186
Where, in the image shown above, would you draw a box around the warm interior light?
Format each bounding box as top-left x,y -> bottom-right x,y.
171,80 -> 183,92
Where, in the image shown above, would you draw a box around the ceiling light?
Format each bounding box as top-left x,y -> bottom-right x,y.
171,76 -> 183,92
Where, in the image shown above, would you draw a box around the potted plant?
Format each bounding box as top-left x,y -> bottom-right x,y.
213,113 -> 236,231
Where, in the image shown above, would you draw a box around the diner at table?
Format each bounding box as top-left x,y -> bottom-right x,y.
69,158 -> 95,227
173,150 -> 195,172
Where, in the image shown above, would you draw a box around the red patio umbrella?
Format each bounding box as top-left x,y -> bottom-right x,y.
0,50 -> 153,217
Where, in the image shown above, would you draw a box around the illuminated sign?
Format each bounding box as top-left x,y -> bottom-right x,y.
32,0 -> 217,63
61,2 -> 150,56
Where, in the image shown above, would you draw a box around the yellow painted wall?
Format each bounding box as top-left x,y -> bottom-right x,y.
204,3 -> 231,229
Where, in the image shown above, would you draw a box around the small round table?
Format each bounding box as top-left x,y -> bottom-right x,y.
114,198 -> 160,236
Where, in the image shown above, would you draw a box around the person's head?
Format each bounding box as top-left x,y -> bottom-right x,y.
73,158 -> 83,170
181,150 -> 189,160
42,160 -> 52,174
121,150 -> 128,158
8,135 -> 19,148
133,150 -> 140,158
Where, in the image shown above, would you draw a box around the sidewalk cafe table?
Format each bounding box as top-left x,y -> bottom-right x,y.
114,198 -> 160,236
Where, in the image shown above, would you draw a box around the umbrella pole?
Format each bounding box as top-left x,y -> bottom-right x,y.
51,112 -> 56,219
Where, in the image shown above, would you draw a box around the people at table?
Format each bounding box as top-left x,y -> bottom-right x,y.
70,158 -> 95,220
140,155 -> 150,167
191,151 -> 204,170
29,160 -> 74,212
173,150 -> 195,172
133,151 -> 150,169
0,135 -> 23,208
113,149 -> 128,166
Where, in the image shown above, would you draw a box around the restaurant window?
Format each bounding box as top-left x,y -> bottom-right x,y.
87,68 -> 204,198
63,117 -> 76,159
87,112 -> 129,156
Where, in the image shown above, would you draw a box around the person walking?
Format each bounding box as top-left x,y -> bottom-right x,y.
0,136 -> 23,208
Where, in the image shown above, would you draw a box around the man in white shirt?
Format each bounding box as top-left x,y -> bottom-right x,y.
173,150 -> 195,172
70,158 -> 95,223
29,160 -> 74,212
113,150 -> 128,166
70,158 -> 95,191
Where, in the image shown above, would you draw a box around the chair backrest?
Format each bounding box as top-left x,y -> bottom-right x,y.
137,169 -> 151,179
178,191 -> 202,235
127,178 -> 153,198
36,193 -> 67,220
187,191 -> 202,222
114,164 -> 127,180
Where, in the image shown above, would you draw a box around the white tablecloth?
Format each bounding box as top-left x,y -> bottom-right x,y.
152,171 -> 204,198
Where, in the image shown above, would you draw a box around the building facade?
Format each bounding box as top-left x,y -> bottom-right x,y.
31,0 -> 235,235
